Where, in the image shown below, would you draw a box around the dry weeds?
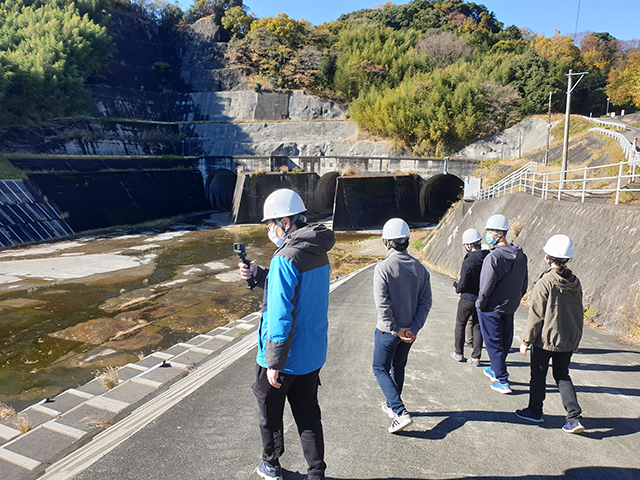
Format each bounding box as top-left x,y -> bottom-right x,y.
13,413 -> 34,434
0,402 -> 16,420
82,412 -> 116,429
94,366 -> 120,390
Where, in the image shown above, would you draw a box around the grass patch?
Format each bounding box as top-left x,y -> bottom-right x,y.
0,154 -> 27,180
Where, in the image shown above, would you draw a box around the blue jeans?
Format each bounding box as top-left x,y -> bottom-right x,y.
372,328 -> 413,416
477,310 -> 514,383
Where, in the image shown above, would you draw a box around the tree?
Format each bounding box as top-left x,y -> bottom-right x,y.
580,32 -> 621,74
606,52 -> 640,108
221,5 -> 255,40
478,81 -> 522,136
415,31 -> 473,68
185,0 -> 244,25
532,32 -> 581,66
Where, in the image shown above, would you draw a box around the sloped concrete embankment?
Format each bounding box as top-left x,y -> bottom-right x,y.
423,192 -> 640,336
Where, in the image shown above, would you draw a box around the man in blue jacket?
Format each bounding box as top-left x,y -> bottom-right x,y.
476,214 -> 528,394
239,189 -> 335,480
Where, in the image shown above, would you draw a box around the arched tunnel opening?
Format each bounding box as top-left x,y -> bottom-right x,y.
420,173 -> 464,220
205,169 -> 237,211
316,172 -> 339,213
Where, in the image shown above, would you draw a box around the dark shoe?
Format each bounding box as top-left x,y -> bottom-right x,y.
464,342 -> 473,348
515,408 -> 544,423
256,460 -> 283,480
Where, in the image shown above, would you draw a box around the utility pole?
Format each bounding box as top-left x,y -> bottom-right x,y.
544,92 -> 552,167
561,69 -> 589,189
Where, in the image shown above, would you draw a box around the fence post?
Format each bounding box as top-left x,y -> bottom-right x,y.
615,161 -> 624,205
558,172 -> 562,201
581,167 -> 587,203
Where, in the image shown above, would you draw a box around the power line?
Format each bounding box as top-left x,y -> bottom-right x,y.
574,0 -> 581,38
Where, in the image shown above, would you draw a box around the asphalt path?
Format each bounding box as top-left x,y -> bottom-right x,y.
63,265 -> 640,480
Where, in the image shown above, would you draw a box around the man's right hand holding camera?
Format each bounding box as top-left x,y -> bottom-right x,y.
239,260 -> 258,280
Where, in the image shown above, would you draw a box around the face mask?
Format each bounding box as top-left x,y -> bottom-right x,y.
486,233 -> 498,245
544,256 -> 551,266
268,226 -> 284,247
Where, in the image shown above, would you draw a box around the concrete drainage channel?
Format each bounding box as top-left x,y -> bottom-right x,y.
0,313 -> 261,480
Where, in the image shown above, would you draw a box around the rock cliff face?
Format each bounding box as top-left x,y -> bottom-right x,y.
0,7 -> 390,159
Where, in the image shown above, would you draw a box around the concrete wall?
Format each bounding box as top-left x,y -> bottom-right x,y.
333,175 -> 421,231
28,170 -> 207,232
91,88 -> 346,123
423,192 -> 640,336
230,172 -> 320,224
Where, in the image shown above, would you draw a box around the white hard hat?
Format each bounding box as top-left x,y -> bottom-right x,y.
543,234 -> 574,259
462,228 -> 482,244
382,218 -> 410,240
262,189 -> 306,222
485,214 -> 509,231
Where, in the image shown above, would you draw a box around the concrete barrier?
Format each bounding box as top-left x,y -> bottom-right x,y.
333,175 -> 421,231
423,192 -> 640,336
230,172 -> 320,224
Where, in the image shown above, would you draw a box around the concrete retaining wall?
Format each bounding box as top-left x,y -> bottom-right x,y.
333,175 -> 421,231
423,192 -> 640,336
230,172 -> 320,224
28,170 -> 207,232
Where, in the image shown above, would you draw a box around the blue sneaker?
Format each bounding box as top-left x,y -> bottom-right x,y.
491,381 -> 512,394
516,408 -> 544,423
562,421 -> 585,434
257,460 -> 283,480
483,366 -> 496,382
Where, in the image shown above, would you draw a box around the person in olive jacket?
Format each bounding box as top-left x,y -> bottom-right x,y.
516,234 -> 585,434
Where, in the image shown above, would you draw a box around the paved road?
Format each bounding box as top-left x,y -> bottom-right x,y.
54,266 -> 640,480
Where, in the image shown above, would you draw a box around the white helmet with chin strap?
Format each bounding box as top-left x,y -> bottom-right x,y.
262,189 -> 306,222
543,234 -> 574,259
382,218 -> 410,240
462,228 -> 482,245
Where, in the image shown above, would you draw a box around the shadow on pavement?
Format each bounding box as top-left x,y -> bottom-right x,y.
387,410 -> 640,441
313,466 -> 640,480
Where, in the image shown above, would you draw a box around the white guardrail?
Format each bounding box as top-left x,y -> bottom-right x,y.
478,128 -> 640,205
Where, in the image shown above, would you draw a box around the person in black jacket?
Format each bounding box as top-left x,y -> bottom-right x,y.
451,228 -> 489,366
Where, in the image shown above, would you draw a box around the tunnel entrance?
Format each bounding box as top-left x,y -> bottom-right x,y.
316,172 -> 339,212
420,174 -> 464,220
205,169 -> 237,210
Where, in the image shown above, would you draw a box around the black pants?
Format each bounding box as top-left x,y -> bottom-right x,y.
528,346 -> 582,422
252,365 -> 326,480
455,297 -> 483,359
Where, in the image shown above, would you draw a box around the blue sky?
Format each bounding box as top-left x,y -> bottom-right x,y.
174,0 -> 639,41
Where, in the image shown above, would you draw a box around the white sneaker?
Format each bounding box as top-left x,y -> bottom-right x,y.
381,402 -> 395,418
388,412 -> 412,433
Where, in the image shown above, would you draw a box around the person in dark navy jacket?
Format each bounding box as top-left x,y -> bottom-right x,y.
239,189 -> 335,480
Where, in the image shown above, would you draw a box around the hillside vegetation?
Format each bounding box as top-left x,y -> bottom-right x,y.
1,0 -> 639,156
